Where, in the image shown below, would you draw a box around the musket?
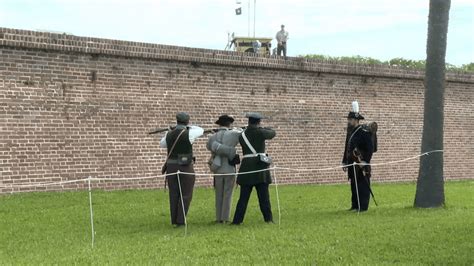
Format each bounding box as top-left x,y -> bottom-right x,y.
148,127 -> 173,135
148,126 -> 219,135
204,129 -> 219,134
148,124 -> 273,135
353,149 -> 378,206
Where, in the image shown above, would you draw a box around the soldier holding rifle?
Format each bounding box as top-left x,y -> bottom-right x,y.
207,115 -> 243,224
232,112 -> 276,225
157,112 -> 204,227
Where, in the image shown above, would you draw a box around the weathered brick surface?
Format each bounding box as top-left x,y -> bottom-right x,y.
0,27 -> 473,194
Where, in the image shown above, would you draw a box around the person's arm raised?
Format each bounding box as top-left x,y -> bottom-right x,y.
260,127 -> 276,140
188,125 -> 205,144
159,132 -> 168,148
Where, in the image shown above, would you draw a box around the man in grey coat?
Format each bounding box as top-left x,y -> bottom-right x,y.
207,115 -> 243,223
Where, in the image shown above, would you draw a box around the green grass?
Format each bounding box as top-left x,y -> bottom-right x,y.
1,181 -> 473,265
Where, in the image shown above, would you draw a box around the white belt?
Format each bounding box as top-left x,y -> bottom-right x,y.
243,153 -> 266,158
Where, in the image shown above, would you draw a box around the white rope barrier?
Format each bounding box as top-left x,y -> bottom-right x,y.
366,150 -> 443,167
274,150 -> 444,173
88,171 -> 185,182
0,150 -> 444,189
189,167 -> 278,177
0,178 -> 88,189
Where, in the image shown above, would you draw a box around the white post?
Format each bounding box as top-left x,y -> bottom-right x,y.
272,169 -> 282,228
176,170 -> 187,236
87,176 -> 95,248
352,164 -> 361,214
229,167 -> 239,217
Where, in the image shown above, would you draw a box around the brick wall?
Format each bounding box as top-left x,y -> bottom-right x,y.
0,27 -> 473,194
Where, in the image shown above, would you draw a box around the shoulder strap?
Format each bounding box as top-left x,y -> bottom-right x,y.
165,129 -> 186,162
242,130 -> 257,155
348,126 -> 362,145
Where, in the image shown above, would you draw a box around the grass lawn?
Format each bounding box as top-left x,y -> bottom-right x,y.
1,181 -> 473,265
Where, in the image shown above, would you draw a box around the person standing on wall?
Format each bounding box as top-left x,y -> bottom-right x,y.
276,24 -> 289,58
232,112 -> 276,225
342,102 -> 375,212
160,112 -> 204,227
207,115 -> 243,224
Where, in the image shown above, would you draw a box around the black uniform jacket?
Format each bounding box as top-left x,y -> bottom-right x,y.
237,125 -> 276,185
342,125 -> 374,166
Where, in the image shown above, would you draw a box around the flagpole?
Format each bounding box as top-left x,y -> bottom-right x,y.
253,0 -> 256,37
248,0 -> 250,37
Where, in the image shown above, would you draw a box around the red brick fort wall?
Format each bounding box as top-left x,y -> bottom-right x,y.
0,28 -> 473,193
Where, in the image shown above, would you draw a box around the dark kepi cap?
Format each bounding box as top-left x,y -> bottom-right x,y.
215,114 -> 235,125
347,111 -> 365,120
245,112 -> 265,119
176,112 -> 190,123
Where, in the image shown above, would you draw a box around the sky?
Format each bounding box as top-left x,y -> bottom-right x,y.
0,0 -> 473,65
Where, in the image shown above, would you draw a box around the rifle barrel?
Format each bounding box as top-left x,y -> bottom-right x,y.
148,128 -> 169,135
149,127 -> 235,135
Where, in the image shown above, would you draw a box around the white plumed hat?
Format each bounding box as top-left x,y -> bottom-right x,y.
352,101 -> 360,113
347,101 -> 365,120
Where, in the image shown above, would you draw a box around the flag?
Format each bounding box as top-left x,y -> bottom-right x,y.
235,7 -> 242,15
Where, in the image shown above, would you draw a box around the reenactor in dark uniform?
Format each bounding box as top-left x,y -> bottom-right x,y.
342,102 -> 374,212
232,112 -> 276,225
160,112 -> 204,226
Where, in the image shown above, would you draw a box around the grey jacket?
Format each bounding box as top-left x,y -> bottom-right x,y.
207,127 -> 243,174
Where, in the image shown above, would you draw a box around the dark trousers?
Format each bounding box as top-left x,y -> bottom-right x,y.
277,42 -> 287,57
348,165 -> 371,211
166,164 -> 195,225
232,183 -> 273,224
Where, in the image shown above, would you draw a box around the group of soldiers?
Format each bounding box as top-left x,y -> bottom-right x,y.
157,102 -> 376,227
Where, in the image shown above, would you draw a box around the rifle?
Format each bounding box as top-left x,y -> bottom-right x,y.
204,129 -> 219,134
148,127 -> 173,135
148,126 -> 218,135
353,149 -> 378,206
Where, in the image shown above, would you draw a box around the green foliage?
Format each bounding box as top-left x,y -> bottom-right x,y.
1,182 -> 473,264
388,57 -> 426,69
301,54 -> 473,72
302,54 -> 384,65
460,62 -> 474,71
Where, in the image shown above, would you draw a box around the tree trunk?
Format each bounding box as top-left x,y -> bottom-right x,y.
414,0 -> 451,208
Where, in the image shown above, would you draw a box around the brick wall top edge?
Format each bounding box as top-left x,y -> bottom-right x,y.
0,27 -> 473,83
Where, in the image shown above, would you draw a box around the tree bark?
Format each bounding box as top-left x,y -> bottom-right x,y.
414,0 -> 451,208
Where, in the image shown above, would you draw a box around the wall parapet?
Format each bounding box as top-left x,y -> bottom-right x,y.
1,27 -> 472,83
